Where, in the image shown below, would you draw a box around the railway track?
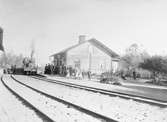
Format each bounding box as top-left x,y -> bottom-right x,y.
31,75 -> 167,107
2,75 -> 117,122
1,76 -> 54,122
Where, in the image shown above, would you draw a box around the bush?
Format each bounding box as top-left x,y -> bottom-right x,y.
139,56 -> 167,83
100,72 -> 121,85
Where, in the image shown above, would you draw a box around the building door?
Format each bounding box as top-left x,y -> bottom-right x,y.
112,61 -> 118,73
74,59 -> 80,69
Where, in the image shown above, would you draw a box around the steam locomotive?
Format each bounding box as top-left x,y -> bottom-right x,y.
8,57 -> 37,75
22,57 -> 37,75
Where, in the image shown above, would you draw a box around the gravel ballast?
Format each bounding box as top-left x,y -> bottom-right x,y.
3,75 -> 104,122
14,75 -> 167,122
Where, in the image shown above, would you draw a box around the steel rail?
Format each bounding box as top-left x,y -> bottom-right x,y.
11,75 -> 118,122
1,76 -> 54,122
31,76 -> 167,107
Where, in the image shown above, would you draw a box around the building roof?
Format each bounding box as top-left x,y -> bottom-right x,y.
51,38 -> 120,59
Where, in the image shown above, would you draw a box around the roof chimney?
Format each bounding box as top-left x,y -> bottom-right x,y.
79,35 -> 86,44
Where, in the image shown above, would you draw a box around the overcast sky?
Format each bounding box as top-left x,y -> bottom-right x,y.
1,0 -> 167,65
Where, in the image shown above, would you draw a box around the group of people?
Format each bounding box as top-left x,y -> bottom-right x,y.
44,64 -> 91,80
44,64 -> 67,76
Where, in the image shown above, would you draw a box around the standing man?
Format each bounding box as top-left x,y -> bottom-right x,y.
88,71 -> 91,80
133,70 -> 136,80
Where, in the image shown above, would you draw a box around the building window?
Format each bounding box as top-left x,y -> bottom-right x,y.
54,59 -> 57,65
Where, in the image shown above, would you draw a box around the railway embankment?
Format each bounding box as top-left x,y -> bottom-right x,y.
2,75 -> 114,122
0,75 -> 47,122
14,75 -> 167,122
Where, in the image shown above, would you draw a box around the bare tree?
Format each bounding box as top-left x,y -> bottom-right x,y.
121,43 -> 149,70
0,52 -> 24,68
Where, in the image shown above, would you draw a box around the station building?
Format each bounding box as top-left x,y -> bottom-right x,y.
50,36 -> 120,75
